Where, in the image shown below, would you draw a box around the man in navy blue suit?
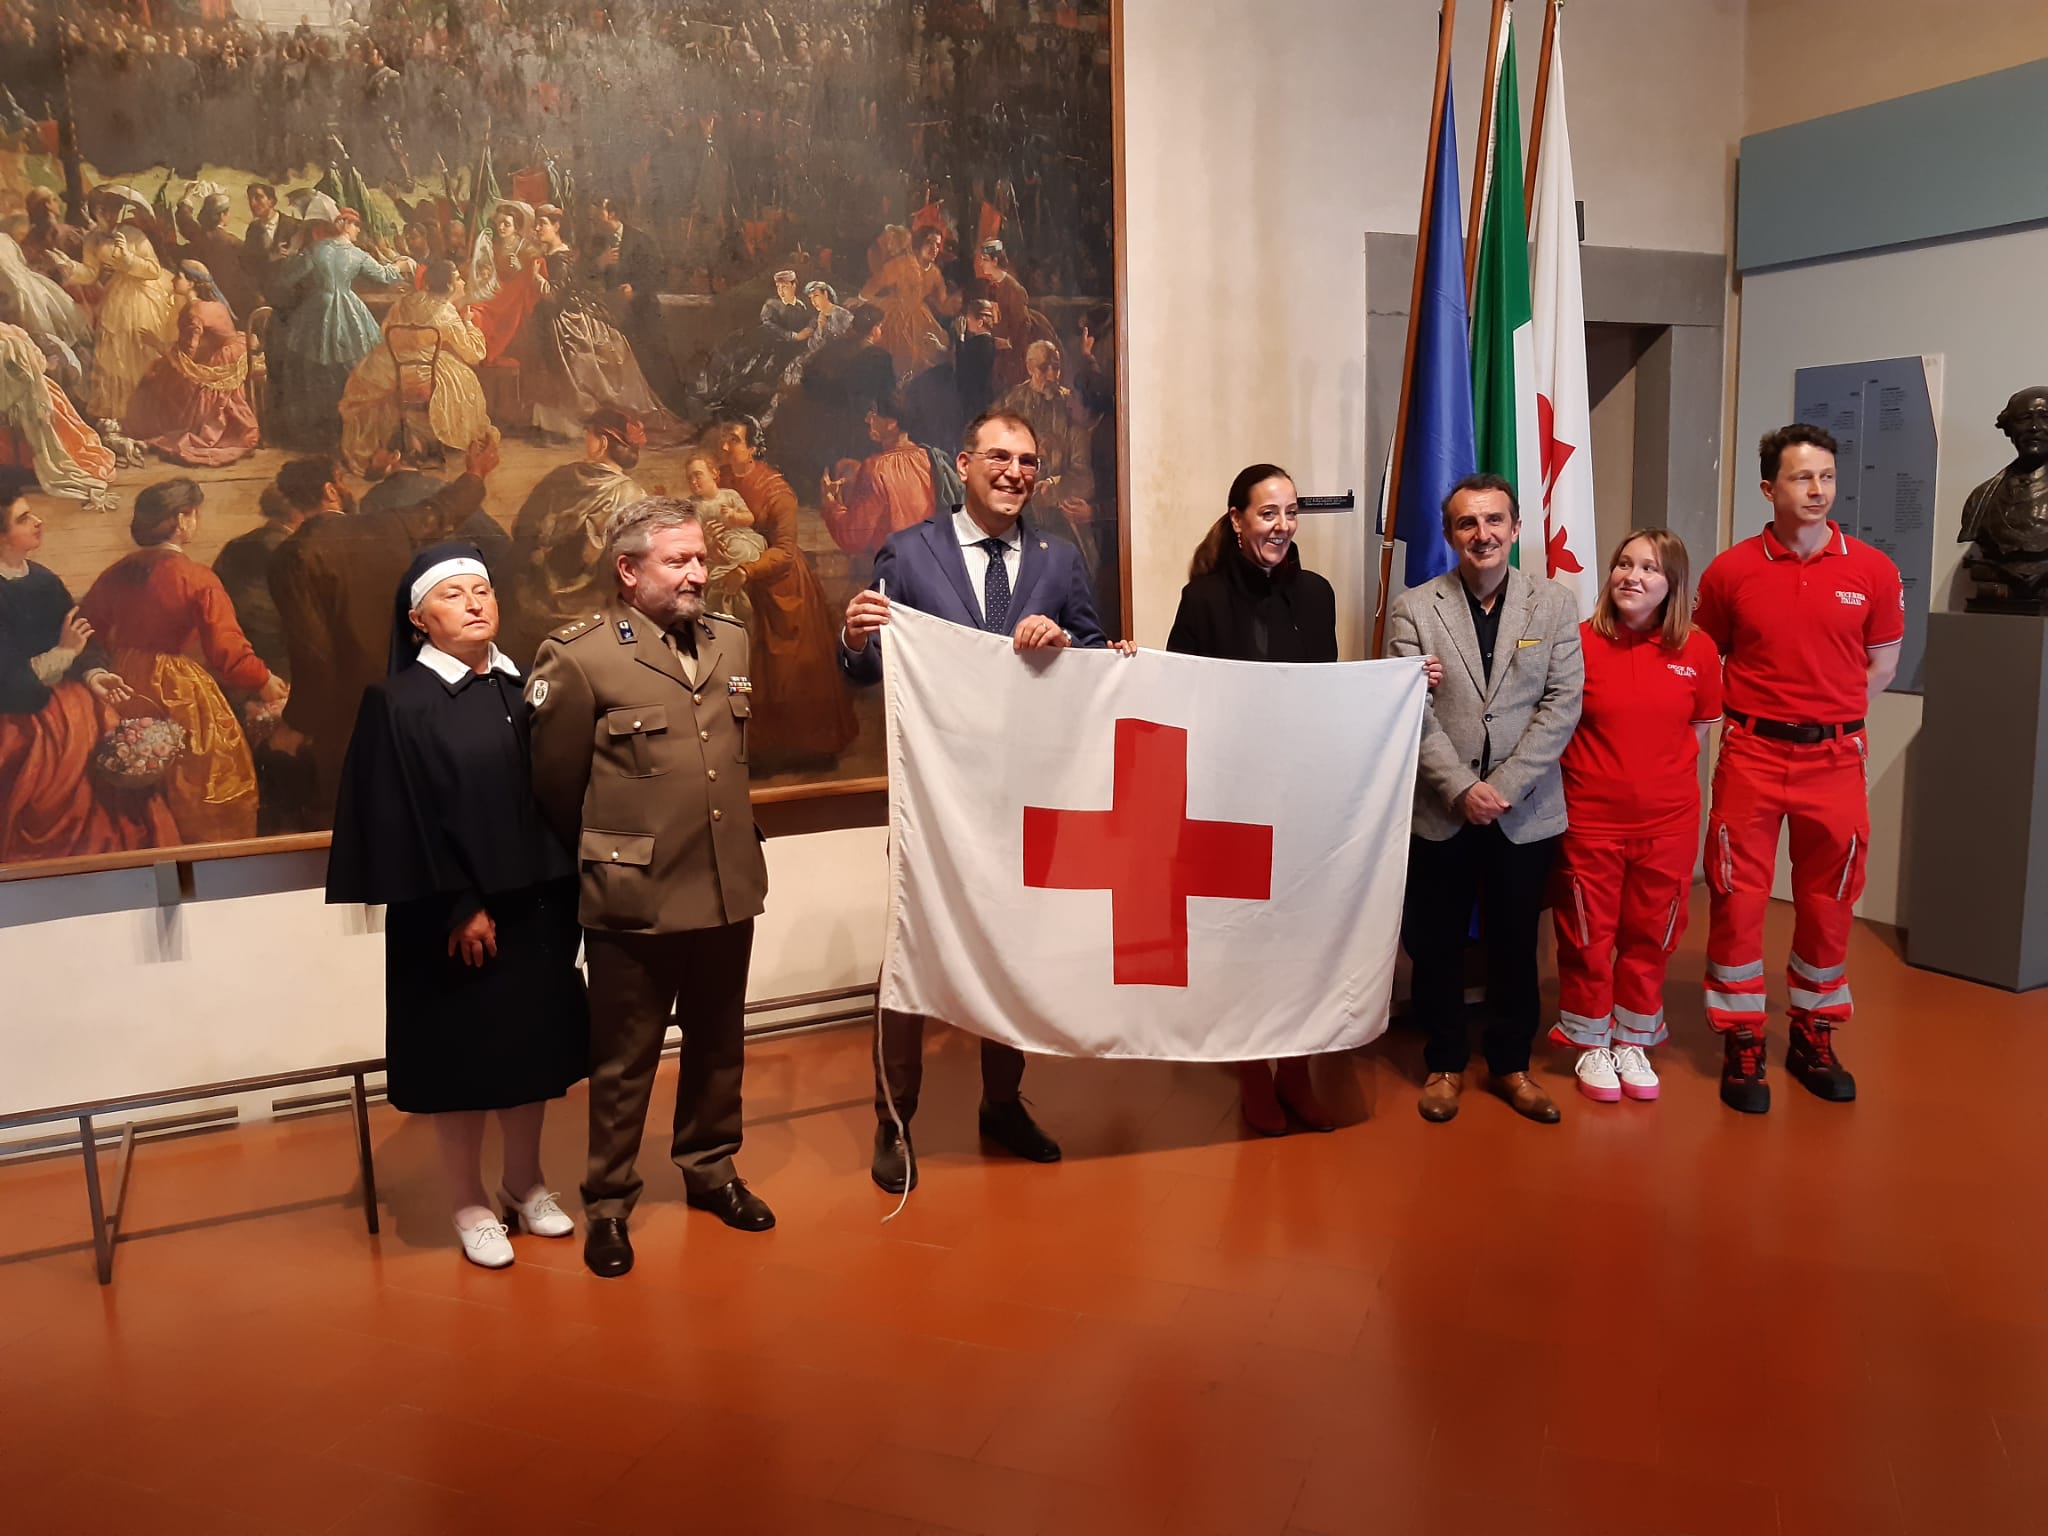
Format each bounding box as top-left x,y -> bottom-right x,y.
840,408 -> 1129,1193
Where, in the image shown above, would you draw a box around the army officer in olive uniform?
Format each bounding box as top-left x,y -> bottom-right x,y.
528,496 -> 774,1279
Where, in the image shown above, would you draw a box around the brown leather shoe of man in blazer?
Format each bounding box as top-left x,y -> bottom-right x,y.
1496,1071 -> 1562,1124
1418,1072 -> 1463,1123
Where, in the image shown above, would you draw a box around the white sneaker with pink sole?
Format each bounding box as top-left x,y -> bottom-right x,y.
1613,1045 -> 1661,1100
1574,1047 -> 1621,1102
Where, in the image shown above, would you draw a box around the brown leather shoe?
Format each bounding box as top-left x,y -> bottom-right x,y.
1497,1071 -> 1562,1123
1418,1071 -> 1463,1122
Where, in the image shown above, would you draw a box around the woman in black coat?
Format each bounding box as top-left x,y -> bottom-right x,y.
1166,463 -> 1339,1135
327,542 -> 589,1268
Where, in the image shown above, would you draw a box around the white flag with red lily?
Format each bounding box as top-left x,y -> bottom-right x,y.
877,604 -> 1428,1061
1529,16 -> 1600,616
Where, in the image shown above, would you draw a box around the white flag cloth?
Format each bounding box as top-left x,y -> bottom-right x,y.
1528,17 -> 1601,617
878,604 -> 1428,1062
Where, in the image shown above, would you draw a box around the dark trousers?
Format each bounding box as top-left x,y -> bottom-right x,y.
1401,826 -> 1560,1076
252,745 -> 319,836
582,920 -> 752,1219
874,1008 -> 1024,1125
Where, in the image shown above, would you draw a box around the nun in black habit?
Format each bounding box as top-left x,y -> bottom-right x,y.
327,541 -> 589,1269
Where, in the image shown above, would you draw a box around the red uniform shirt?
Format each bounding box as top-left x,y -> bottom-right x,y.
1560,622 -> 1723,837
1692,521 -> 1904,724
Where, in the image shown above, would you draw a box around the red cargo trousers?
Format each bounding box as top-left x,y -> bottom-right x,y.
1702,725 -> 1869,1035
1551,828 -> 1696,1049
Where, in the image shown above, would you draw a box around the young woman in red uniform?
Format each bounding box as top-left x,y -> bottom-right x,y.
1550,529 -> 1722,1102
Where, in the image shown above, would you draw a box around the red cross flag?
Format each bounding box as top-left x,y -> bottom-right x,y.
878,604 -> 1429,1061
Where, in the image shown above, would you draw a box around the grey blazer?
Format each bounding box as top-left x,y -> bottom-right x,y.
1386,566 -> 1584,844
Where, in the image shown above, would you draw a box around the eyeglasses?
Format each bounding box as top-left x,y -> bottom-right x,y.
971,449 -> 1041,477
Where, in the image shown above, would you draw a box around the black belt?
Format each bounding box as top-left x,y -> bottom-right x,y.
1727,708 -> 1863,744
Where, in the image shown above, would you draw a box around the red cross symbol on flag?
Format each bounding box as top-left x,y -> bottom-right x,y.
1021,718 -> 1275,987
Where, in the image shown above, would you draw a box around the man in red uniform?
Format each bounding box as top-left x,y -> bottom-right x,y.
1693,424 -> 1904,1112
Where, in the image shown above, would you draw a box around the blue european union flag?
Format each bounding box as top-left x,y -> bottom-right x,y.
1394,79 -> 1478,590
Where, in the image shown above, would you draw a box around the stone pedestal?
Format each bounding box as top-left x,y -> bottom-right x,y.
1906,611 -> 2048,990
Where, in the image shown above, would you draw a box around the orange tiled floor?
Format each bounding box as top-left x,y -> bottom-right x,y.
4,894 -> 2046,1535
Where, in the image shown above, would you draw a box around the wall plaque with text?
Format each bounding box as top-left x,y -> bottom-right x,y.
1793,355 -> 1941,694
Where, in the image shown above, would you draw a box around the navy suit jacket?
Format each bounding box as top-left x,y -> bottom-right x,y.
838,510 -> 1108,685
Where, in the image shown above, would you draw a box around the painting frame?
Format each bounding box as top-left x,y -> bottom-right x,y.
0,0 -> 1132,882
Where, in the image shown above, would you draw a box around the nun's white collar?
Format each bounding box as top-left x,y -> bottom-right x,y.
415,642 -> 518,685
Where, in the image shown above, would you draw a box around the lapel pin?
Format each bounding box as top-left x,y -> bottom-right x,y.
616,617 -> 636,643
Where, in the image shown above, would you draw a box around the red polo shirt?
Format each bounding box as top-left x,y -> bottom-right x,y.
1693,521 -> 1905,725
1561,622 -> 1723,837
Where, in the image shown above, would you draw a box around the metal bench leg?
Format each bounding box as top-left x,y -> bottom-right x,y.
76,1115 -> 133,1285
79,1114 -> 110,1284
350,1072 -> 380,1236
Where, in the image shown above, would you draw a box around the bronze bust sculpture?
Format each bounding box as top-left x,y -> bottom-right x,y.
1960,386 -> 2048,612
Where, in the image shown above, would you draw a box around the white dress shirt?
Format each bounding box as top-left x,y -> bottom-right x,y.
953,508 -> 1024,623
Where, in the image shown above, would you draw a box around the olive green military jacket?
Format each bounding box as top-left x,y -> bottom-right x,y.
527,599 -> 769,933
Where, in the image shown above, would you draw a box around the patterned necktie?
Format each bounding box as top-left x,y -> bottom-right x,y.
979,536 -> 1012,634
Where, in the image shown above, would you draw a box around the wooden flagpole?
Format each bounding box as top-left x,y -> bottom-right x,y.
1464,0 -> 1510,299
1524,0 -> 1560,221
1371,0 -> 1461,659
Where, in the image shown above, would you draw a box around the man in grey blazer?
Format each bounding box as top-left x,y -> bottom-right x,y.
1387,472 -> 1584,1124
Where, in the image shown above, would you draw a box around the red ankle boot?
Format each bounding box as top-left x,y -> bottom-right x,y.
1238,1062 -> 1287,1136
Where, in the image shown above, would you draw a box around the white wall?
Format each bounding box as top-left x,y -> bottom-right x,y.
1732,224 -> 2048,926
1744,0 -> 2048,134
0,828 -> 887,1121
1121,0 -> 1747,654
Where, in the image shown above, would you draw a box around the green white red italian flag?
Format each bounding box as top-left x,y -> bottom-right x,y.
1471,7 -> 1598,614
1469,13 -> 1540,571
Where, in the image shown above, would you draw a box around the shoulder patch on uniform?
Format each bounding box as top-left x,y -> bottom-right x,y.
705,611 -> 745,627
548,612 -> 604,644
526,677 -> 549,707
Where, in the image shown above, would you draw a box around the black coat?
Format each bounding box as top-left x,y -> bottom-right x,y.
327,658 -> 576,912
1165,540 -> 1338,663
325,659 -> 586,1113
606,223 -> 667,334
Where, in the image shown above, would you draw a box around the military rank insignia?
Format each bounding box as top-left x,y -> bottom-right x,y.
728,676 -> 753,695
616,617 -> 636,643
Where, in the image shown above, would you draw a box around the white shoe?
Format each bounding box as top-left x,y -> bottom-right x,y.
456,1217 -> 515,1268
1574,1047 -> 1621,1102
499,1186 -> 574,1238
1613,1045 -> 1660,1101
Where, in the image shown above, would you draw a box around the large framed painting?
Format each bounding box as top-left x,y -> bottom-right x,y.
0,0 -> 1124,878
